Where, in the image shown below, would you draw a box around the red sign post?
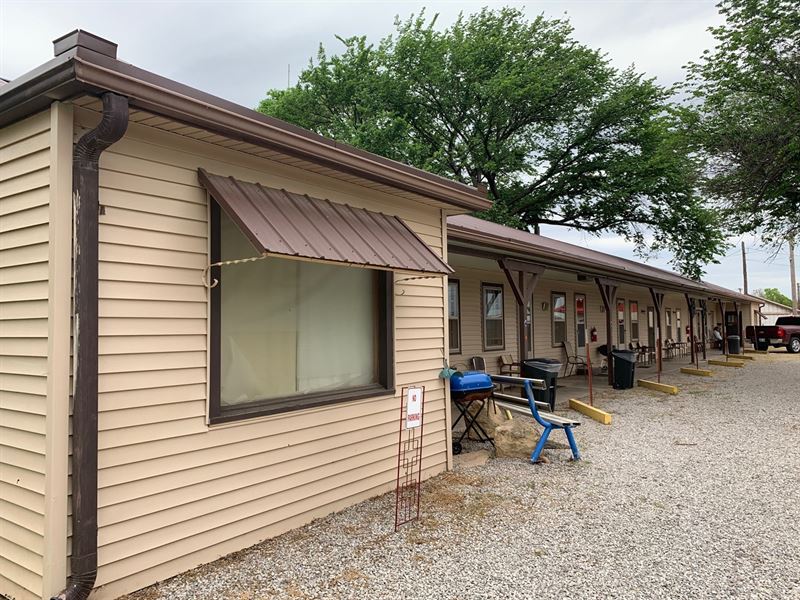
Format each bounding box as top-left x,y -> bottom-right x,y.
394,386 -> 425,531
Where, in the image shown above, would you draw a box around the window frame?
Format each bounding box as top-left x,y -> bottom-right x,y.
551,291 -> 567,347
448,279 -> 462,354
481,282 -> 505,351
208,201 -> 395,424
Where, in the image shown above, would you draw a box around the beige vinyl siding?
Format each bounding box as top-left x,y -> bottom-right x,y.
447,260 -> 518,374
1,105 -> 72,600
72,105 -> 450,599
1,110 -> 50,600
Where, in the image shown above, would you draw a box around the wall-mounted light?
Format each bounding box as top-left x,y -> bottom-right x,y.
541,302 -> 549,311
600,305 -> 605,313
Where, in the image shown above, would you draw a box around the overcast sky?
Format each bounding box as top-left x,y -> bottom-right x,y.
1,0 -> 794,295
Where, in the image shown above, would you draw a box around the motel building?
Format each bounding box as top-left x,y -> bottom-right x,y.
0,31 -> 759,600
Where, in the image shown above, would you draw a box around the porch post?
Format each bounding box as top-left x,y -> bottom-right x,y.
596,278 -> 618,386
733,301 -> 742,354
699,299 -> 708,360
685,293 -> 696,365
717,299 -> 726,354
499,259 -> 544,364
649,288 -> 665,379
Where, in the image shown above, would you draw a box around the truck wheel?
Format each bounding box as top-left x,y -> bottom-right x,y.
757,341 -> 769,351
788,337 -> 800,354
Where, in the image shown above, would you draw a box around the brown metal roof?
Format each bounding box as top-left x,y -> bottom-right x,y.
447,215 -> 752,302
199,169 -> 453,275
0,30 -> 491,213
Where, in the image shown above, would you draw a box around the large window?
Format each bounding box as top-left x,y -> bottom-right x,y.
676,310 -> 682,342
552,292 -> 567,345
210,205 -> 393,423
629,301 -> 639,342
482,283 -> 504,350
448,280 -> 461,353
617,299 -> 626,345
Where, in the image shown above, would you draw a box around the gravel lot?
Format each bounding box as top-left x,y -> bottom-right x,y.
125,353 -> 800,600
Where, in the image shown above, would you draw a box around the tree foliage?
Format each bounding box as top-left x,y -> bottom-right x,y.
753,287 -> 793,307
683,0 -> 800,245
260,7 -> 726,278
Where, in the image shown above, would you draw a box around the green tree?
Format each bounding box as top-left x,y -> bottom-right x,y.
754,287 -> 793,307
683,0 -> 800,246
260,8 -> 726,278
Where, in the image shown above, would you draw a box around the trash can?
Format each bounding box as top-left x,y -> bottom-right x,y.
611,349 -> 637,389
727,335 -> 741,354
521,358 -> 562,410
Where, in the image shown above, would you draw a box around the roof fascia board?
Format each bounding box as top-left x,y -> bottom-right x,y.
0,51 -> 83,127
63,52 -> 490,212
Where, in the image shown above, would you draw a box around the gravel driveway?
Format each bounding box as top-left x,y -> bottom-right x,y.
124,353 -> 800,600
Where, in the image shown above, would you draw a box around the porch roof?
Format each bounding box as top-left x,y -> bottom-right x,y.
447,215 -> 751,303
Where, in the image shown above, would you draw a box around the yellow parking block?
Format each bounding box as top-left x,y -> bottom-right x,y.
744,349 -> 768,354
569,398 -> 612,425
681,367 -> 713,377
725,354 -> 755,360
708,359 -> 744,368
637,379 -> 679,394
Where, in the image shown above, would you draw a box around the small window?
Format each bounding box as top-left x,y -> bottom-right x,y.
617,299 -> 626,345
448,280 -> 461,354
551,292 -> 567,345
666,309 -> 673,339
629,301 -> 639,342
482,284 -> 504,350
676,309 -> 682,342
525,301 -> 533,355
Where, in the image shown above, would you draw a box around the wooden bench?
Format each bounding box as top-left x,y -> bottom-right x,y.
490,375 -> 581,463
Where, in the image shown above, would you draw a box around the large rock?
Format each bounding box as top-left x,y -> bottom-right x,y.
465,399 -> 510,438
494,418 -> 539,461
493,419 -> 569,461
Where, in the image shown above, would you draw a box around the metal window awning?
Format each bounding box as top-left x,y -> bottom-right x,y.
198,169 -> 453,275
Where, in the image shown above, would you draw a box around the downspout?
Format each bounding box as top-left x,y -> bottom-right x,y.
52,92 -> 128,600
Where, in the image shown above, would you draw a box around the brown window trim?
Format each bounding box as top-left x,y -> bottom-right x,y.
551,291 -> 567,347
208,200 -> 395,424
481,282 -> 505,351
448,279 -> 462,355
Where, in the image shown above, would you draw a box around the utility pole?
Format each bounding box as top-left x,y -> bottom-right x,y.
790,236 -> 798,315
741,241 -> 748,295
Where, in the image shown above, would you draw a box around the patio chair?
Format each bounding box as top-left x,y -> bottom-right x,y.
498,354 -> 520,376
562,341 -> 587,377
469,356 -> 487,372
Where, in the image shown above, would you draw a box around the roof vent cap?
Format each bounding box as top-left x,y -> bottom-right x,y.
53,30 -> 117,59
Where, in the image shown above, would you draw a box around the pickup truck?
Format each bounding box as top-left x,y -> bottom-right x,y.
746,316 -> 800,353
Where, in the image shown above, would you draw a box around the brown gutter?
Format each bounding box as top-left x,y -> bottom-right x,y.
52,92 -> 129,600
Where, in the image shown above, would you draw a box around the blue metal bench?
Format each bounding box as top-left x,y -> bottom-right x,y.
490,375 -> 581,463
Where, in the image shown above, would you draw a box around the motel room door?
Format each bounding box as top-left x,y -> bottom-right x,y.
647,306 -> 656,348
575,294 -> 587,354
